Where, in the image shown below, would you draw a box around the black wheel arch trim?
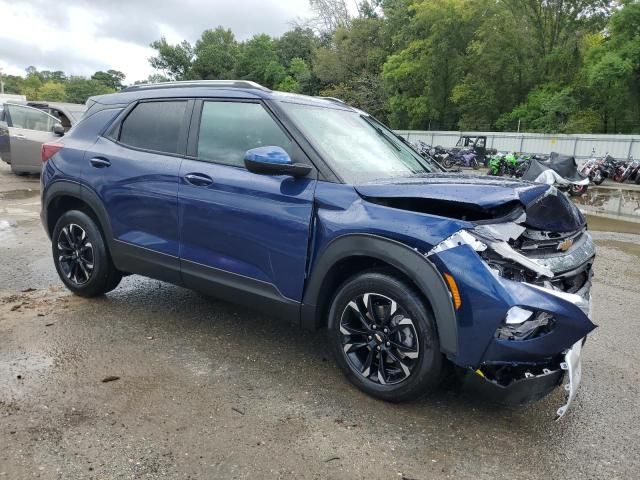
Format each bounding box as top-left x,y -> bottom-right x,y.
42,180 -> 114,246
301,234 -> 458,356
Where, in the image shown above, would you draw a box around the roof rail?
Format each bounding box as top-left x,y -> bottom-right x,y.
122,80 -> 271,92
316,96 -> 346,104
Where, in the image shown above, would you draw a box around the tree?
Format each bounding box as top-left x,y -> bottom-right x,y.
64,77 -> 114,104
91,70 -> 126,90
234,34 -> 281,87
149,37 -> 194,80
309,0 -> 352,32
382,0 -> 485,129
38,81 -> 67,102
191,27 -> 238,79
276,27 -> 318,67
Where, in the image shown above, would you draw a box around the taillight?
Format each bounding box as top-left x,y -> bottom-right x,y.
41,142 -> 63,163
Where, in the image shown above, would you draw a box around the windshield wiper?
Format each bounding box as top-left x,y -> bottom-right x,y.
361,115 -> 401,152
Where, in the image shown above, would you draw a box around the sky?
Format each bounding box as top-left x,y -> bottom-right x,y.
0,0 -> 314,83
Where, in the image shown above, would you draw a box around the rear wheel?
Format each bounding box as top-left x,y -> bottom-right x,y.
328,271 -> 442,402
52,210 -> 122,297
593,171 -> 605,185
443,157 -> 454,169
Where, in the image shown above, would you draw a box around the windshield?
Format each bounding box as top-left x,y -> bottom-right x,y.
279,101 -> 443,184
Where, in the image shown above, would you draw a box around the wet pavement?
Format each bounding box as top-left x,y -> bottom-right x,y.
574,189 -> 640,222
1,162 -> 639,479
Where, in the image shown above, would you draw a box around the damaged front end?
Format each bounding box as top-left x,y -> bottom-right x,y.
427,187 -> 596,419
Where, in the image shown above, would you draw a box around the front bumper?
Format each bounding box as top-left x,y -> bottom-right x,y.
429,237 -> 595,416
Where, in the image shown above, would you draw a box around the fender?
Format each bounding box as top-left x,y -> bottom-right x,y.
301,234 -> 458,356
42,180 -> 115,247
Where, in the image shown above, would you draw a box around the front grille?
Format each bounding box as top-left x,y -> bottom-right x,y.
525,233 -> 596,275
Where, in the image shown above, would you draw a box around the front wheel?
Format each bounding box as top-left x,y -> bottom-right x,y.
52,210 -> 122,297
328,271 -> 442,402
443,157 -> 454,169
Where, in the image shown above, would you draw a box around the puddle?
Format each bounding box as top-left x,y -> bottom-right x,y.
586,215 -> 640,235
0,219 -> 16,241
596,239 -> 640,259
572,188 -> 640,220
0,189 -> 38,200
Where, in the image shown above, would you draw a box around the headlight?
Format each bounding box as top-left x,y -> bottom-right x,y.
428,227 -> 554,279
496,311 -> 555,341
505,306 -> 533,324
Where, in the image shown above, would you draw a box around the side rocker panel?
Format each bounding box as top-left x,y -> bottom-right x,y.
301,234 -> 458,356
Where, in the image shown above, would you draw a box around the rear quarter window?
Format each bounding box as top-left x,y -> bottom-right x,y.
118,101 -> 187,154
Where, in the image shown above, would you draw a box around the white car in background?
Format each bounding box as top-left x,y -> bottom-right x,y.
0,101 -> 86,175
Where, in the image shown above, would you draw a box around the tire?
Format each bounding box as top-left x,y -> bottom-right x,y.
443,157 -> 454,169
593,171 -> 605,185
52,210 -> 122,297
569,184 -> 588,196
471,159 -> 480,170
328,270 -> 442,403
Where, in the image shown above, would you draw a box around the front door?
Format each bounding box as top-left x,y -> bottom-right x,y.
178,99 -> 316,309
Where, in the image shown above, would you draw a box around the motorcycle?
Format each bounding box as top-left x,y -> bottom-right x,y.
589,154 -> 619,185
580,156 -> 603,184
488,153 -> 541,178
442,149 -> 480,169
612,156 -> 639,183
521,152 -> 589,196
412,141 -> 449,164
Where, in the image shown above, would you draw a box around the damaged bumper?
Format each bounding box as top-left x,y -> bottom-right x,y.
427,222 -> 595,418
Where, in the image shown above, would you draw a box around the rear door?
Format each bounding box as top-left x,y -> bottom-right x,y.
4,103 -> 60,173
178,99 -> 317,306
83,99 -> 191,283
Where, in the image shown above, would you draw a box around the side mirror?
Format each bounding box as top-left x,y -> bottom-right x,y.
244,146 -> 312,177
53,123 -> 65,136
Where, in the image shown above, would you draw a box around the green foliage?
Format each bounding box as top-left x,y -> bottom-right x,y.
149,37 -> 194,80
38,81 -> 67,102
3,0 -> 623,132
91,70 -> 126,90
64,77 -> 115,104
191,27 -> 238,80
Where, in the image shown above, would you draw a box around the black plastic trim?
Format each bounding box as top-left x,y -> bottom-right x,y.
110,240 -> 182,285
301,234 -> 458,355
181,258 -> 300,324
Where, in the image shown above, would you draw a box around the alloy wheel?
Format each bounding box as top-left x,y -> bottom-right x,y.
339,293 -> 420,385
57,223 -> 95,285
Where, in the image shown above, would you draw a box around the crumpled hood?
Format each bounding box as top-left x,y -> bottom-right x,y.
355,174 -> 586,232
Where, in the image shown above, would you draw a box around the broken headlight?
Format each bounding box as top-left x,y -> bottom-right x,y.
495,309 -> 555,341
428,226 -> 554,280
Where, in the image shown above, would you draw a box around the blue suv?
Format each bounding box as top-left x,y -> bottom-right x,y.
40,81 -> 595,417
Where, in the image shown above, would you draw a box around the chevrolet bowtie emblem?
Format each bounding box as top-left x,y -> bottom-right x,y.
558,238 -> 574,252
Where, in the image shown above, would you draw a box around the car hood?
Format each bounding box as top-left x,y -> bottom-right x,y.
355,174 -> 586,232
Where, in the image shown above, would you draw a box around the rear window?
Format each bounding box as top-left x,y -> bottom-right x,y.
119,101 -> 187,154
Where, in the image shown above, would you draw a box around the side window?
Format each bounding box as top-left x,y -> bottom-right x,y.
6,104 -> 57,132
197,101 -> 292,167
119,101 -> 187,154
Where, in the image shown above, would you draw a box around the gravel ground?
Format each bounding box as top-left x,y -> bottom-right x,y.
1,162 -> 639,479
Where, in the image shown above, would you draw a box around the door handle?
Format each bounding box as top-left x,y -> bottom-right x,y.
14,133 -> 26,138
90,157 -> 111,168
184,173 -> 213,186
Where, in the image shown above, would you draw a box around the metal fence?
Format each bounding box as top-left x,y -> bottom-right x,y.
395,130 -> 640,161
